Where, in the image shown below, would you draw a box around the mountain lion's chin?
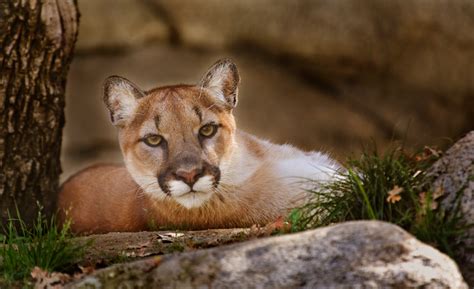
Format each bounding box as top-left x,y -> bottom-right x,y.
174,191 -> 213,209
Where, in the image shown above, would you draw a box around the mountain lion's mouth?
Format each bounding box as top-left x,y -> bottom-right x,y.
181,190 -> 207,196
174,190 -> 213,208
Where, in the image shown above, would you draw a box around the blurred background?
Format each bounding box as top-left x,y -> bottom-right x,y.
61,0 -> 474,180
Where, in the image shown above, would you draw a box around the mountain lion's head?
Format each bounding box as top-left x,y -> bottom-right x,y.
103,59 -> 240,208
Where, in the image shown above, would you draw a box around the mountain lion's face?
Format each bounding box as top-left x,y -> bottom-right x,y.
103,59 -> 240,208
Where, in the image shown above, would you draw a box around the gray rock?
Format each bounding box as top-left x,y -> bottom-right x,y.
68,221 -> 467,289
76,0 -> 169,51
151,0 -> 474,96
428,131 -> 474,285
76,0 -> 474,97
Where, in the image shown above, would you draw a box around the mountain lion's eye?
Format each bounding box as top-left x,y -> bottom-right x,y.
143,134 -> 163,147
199,124 -> 217,138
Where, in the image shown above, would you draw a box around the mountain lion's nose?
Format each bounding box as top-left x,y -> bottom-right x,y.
175,167 -> 203,187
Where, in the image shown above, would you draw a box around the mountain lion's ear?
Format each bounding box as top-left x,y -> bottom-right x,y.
199,59 -> 240,109
103,76 -> 145,126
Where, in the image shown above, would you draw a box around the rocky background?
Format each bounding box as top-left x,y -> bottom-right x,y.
62,0 -> 474,180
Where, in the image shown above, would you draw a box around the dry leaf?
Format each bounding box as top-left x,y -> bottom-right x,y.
31,267 -> 71,289
77,265 -> 95,276
250,224 -> 260,233
386,185 -> 403,203
272,216 -> 286,230
72,265 -> 96,280
424,146 -> 441,158
262,216 -> 291,235
247,224 -> 264,238
415,146 -> 442,162
432,186 -> 445,200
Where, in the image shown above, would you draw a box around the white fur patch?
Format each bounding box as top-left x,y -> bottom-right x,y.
206,65 -> 227,89
169,175 -> 215,208
202,64 -> 230,104
193,175 -> 215,192
175,191 -> 213,209
275,152 -> 339,182
219,143 -> 259,186
273,150 -> 341,194
206,87 -> 226,105
129,173 -> 165,200
168,180 -> 191,197
109,82 -> 138,124
124,158 -> 165,200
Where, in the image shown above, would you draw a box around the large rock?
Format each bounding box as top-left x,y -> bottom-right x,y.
76,0 -> 169,51
75,0 -> 474,96
151,0 -> 474,95
428,131 -> 474,285
68,221 -> 467,288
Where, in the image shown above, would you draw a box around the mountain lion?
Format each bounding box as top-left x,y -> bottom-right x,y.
58,59 -> 340,234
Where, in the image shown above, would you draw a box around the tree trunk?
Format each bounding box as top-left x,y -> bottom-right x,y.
0,0 -> 79,224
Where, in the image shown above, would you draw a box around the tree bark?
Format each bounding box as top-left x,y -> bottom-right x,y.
0,0 -> 79,224
74,228 -> 259,267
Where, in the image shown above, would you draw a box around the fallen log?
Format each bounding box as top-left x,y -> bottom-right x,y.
75,228 -> 259,267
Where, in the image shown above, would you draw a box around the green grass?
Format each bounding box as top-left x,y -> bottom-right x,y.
0,207 -> 87,281
288,145 -> 470,257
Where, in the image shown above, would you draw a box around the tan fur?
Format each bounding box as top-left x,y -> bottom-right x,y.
59,133 -> 305,234
58,60 -> 340,234
58,164 -> 147,233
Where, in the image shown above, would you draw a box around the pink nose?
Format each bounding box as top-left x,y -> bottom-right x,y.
175,168 -> 203,186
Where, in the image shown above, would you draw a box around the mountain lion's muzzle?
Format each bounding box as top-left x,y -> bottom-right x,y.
157,154 -> 221,197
